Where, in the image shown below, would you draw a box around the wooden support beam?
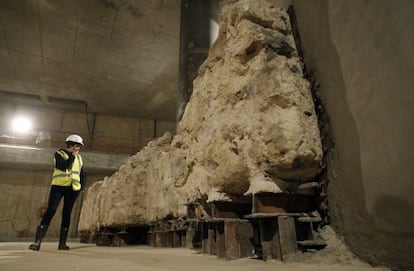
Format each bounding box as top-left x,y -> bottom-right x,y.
147,231 -> 155,246
112,232 -> 128,246
259,217 -> 281,260
201,222 -> 209,254
215,219 -> 254,260
154,231 -> 164,247
186,224 -> 200,249
225,220 -> 255,260
208,223 -> 217,255
181,230 -> 187,247
173,231 -> 182,247
165,231 -> 174,247
278,216 -> 297,259
216,221 -> 226,259
258,215 -> 297,261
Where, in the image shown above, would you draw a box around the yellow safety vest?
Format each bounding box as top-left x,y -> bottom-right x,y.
51,150 -> 83,191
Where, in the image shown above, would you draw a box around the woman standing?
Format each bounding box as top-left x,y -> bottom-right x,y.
29,134 -> 85,251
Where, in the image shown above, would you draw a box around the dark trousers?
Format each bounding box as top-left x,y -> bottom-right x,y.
40,185 -> 79,228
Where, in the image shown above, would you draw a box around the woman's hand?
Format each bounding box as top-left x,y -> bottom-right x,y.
67,145 -> 81,155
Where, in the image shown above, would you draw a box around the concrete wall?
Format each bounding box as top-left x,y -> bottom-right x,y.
0,167 -> 106,240
292,0 -> 414,269
0,103 -> 176,240
0,102 -> 176,154
0,145 -> 130,240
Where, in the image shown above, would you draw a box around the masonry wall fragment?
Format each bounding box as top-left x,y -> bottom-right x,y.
79,0 -> 322,232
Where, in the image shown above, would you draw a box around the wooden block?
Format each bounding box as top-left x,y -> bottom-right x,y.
208,223 -> 217,255
165,231 -> 173,248
296,216 -> 322,223
224,220 -> 254,260
96,233 -> 112,246
201,222 -> 209,254
181,230 -> 187,247
186,228 -> 197,248
215,220 -> 254,260
147,231 -> 155,246
259,218 -> 281,261
278,216 -> 297,260
112,233 -> 128,247
245,212 -> 304,218
216,222 -> 226,259
173,231 -> 182,247
154,231 -> 163,247
297,240 -> 327,250
258,216 -> 298,261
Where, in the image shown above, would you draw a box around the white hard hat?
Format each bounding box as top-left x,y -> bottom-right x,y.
65,134 -> 84,145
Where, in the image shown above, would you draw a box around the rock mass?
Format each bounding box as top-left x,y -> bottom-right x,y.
79,0 -> 322,232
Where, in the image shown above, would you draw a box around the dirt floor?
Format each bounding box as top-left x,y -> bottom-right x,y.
0,242 -> 390,271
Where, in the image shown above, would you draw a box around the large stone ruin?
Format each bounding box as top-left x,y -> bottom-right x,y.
79,0 -> 322,232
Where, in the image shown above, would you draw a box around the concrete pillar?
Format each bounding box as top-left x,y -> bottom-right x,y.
177,0 -> 215,122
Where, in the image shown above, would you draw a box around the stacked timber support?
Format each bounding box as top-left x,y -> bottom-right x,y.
95,226 -> 149,247
96,227 -> 128,246
245,191 -> 326,261
185,219 -> 201,248
213,218 -> 254,260
200,196 -> 255,260
147,219 -> 188,248
99,190 -> 326,261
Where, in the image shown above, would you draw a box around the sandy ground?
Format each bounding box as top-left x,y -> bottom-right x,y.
0,242 -> 390,271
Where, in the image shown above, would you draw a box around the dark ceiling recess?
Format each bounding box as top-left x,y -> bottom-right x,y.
0,89 -> 88,112
0,89 -> 41,102
46,96 -> 86,106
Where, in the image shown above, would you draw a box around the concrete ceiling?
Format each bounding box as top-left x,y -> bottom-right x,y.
0,0 -> 181,121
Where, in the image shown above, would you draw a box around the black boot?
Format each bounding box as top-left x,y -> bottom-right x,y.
29,225 -> 48,251
58,227 -> 70,250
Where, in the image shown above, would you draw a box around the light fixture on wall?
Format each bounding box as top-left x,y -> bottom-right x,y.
10,116 -> 33,134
